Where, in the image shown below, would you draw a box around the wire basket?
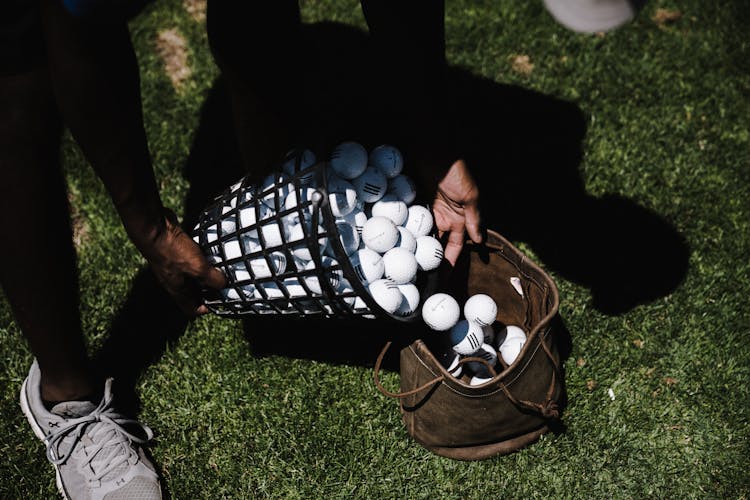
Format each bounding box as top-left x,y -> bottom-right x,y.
191,149 -> 438,322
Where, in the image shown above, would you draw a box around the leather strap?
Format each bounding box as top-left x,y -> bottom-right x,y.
373,341 -> 444,399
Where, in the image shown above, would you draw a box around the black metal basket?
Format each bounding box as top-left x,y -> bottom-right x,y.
191,149 -> 437,322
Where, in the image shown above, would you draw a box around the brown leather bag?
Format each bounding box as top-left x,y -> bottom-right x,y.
374,229 -> 564,461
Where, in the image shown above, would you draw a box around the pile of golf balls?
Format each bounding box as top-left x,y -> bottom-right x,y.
194,141 -> 445,318
421,291 -> 527,385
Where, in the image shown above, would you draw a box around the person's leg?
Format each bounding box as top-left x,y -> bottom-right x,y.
206,1 -> 304,181
359,0 -> 455,197
360,0 -> 446,79
3,5 -> 164,498
0,66 -> 95,405
39,0 -> 165,250
360,0 -> 446,114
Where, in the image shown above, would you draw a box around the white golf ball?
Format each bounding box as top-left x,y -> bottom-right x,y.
351,166 -> 388,204
349,247 -> 384,286
254,282 -> 283,300
326,173 -> 358,217
498,329 -> 527,366
288,221 -> 328,262
222,236 -> 256,260
248,251 -> 287,279
220,283 -> 255,301
202,224 -> 219,244
404,205 -> 434,238
394,226 -> 417,253
259,173 -> 291,210
340,207 -> 368,239
353,294 -> 369,311
494,325 -> 527,349
281,148 -> 317,185
449,320 -> 484,356
256,278 -> 308,301
414,235 -> 444,272
358,199 -> 372,218
367,278 -> 403,314
219,205 -> 238,234
256,220 -> 287,249
387,174 -> 416,205
439,350 -> 463,378
421,293 -> 460,331
335,277 -> 357,307
239,203 -> 273,236
302,256 -> 343,295
229,261 -> 251,282
464,293 -> 498,327
482,325 -> 495,346
324,220 -> 360,258
465,343 -> 498,378
283,186 -> 322,224
330,141 -> 368,179
469,376 -> 493,386
370,193 -> 408,226
394,283 -> 420,317
368,144 -> 404,179
382,247 -> 418,285
362,216 -> 399,254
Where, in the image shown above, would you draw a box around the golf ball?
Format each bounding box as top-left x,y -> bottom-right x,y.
330,141 -> 368,179
281,148 -> 317,185
382,247 -> 418,285
351,166 -> 388,204
302,256 -> 343,295
403,205 -> 433,238
386,174 -> 416,205
368,144 -> 404,179
421,293 -> 460,331
394,283 -> 421,317
414,235 -> 443,272
349,247 -> 384,286
395,226 -> 417,253
367,278 -> 403,314
288,220 -> 328,262
326,173 -> 358,217
362,216 -> 399,254
370,193 -> 408,226
463,293 -> 498,327
465,343 -> 498,378
449,320 -> 484,356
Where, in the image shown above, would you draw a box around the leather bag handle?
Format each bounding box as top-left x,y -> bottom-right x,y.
373,341 -> 444,399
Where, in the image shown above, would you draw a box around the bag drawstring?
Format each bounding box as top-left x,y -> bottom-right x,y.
373,341 -> 444,399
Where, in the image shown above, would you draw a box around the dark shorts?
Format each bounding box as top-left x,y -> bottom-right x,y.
0,0 -> 45,76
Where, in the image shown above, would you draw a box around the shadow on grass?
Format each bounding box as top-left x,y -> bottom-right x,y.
95,21 -> 687,423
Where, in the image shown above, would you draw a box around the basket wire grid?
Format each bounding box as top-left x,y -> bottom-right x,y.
192,149 -> 434,322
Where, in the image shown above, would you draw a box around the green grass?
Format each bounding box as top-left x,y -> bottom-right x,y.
1,0 -> 749,498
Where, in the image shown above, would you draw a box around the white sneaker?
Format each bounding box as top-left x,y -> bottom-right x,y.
20,359 -> 162,500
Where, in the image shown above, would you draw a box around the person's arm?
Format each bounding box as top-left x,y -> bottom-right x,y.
40,0 -> 225,315
361,0 -> 483,265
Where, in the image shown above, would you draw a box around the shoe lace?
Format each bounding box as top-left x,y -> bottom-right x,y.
45,379 -> 154,482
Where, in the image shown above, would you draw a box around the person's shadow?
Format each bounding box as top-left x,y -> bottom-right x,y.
93,21 -> 687,426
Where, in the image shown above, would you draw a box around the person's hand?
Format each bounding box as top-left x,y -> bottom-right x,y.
139,208 -> 227,316
432,158 -> 483,266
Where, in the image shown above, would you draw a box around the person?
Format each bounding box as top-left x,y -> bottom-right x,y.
1,0 -> 225,498
1,1 -> 483,499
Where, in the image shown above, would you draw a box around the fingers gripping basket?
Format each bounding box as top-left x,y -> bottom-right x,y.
374,229 -> 564,461
190,151 -> 434,320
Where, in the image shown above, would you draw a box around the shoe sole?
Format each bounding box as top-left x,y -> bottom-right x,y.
19,377 -> 70,500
